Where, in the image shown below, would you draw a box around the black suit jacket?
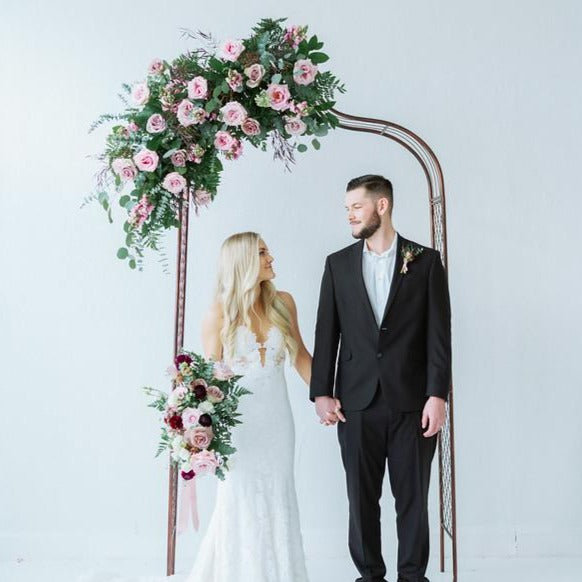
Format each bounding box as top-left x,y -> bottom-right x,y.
309,234 -> 452,412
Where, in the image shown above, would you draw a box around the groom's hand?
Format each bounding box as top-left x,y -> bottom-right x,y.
421,396 -> 446,437
315,396 -> 346,426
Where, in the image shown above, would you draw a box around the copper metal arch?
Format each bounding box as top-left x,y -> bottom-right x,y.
165,110 -> 459,581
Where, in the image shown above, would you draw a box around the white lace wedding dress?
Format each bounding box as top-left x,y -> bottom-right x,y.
76,324 -> 310,582
184,324 -> 310,582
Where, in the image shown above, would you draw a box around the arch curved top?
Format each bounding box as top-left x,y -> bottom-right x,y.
331,108 -> 449,270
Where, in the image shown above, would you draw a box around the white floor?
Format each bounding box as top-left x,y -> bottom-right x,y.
1,556 -> 581,582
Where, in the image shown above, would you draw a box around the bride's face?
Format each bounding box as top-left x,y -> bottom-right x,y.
257,239 -> 275,282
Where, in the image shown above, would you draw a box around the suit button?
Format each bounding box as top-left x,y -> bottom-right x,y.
376,352 -> 383,359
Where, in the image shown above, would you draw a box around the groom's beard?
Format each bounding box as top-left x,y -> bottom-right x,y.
352,210 -> 381,240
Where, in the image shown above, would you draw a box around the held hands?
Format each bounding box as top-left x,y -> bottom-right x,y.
315,396 -> 346,426
421,396 -> 446,437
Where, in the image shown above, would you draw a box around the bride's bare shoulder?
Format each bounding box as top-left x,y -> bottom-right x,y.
277,290 -> 297,313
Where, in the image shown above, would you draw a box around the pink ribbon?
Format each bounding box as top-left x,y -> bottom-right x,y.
177,476 -> 200,533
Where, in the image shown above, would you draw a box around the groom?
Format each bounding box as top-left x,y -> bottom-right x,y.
309,174 -> 452,582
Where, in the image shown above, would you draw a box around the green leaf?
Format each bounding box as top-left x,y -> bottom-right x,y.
212,85 -> 223,99
205,99 -> 219,113
117,247 -> 129,259
312,138 -> 321,150
129,259 -> 137,269
297,144 -> 308,153
119,195 -> 130,207
271,73 -> 282,84
148,135 -> 163,150
309,52 -> 329,64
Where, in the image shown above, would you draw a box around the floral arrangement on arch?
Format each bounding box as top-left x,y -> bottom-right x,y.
144,351 -> 252,481
87,18 -> 345,270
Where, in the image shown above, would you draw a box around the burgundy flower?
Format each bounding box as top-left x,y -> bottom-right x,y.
175,354 -> 192,367
168,414 -> 183,430
199,413 -> 212,427
181,469 -> 195,480
194,385 -> 207,399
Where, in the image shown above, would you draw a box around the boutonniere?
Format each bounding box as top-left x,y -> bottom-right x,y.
400,244 -> 424,274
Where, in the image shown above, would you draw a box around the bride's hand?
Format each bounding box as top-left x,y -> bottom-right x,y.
315,396 -> 346,426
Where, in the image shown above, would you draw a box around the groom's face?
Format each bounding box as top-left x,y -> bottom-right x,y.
345,187 -> 381,239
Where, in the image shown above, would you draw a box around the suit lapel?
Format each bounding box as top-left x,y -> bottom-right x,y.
351,240 -> 378,329
380,234 -> 406,325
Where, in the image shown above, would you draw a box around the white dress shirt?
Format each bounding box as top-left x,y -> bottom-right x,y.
362,232 -> 398,326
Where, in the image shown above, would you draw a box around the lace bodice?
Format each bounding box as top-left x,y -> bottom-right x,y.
226,324 -> 287,374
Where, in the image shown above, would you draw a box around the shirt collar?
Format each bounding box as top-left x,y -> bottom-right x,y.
363,232 -> 398,258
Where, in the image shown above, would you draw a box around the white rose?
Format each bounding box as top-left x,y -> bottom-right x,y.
198,401 -> 215,414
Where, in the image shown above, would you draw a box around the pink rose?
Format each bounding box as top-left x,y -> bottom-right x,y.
191,449 -> 219,475
293,58 -> 318,86
146,113 -> 166,134
241,118 -> 261,136
244,63 -> 265,88
266,83 -> 291,111
184,426 -> 214,450
133,148 -> 159,172
285,116 -> 307,136
219,101 -> 248,126
206,385 -> 224,404
162,172 -> 187,195
213,361 -> 234,380
111,158 -> 137,181
128,194 -> 154,228
148,59 -> 164,75
187,76 -> 208,100
177,99 -> 207,127
131,82 -> 150,106
218,39 -> 244,62
170,149 -> 187,167
181,407 -> 202,428
226,69 -> 243,91
214,130 -> 235,151
127,122 -> 139,133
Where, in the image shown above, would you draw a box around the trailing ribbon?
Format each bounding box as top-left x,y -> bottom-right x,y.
177,475 -> 199,533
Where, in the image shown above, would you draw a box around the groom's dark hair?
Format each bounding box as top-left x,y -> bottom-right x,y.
346,174 -> 393,213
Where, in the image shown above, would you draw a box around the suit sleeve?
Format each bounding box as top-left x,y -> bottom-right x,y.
425,250 -> 452,401
309,256 -> 340,402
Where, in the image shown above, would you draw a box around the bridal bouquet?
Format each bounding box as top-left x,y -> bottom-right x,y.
87,17 -> 345,269
144,351 -> 251,480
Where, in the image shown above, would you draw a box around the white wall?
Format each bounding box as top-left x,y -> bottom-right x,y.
1,0 -> 581,573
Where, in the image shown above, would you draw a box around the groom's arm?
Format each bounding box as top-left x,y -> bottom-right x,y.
309,256 -> 340,402
425,250 -> 452,401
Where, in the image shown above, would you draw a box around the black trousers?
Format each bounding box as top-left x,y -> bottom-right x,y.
337,383 -> 437,582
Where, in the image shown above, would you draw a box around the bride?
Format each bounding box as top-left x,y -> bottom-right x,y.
185,231 -> 341,582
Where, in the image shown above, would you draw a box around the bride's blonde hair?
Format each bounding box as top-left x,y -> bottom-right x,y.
216,232 -> 298,364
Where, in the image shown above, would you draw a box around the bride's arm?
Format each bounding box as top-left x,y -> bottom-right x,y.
201,301 -> 224,361
279,291 -> 312,385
